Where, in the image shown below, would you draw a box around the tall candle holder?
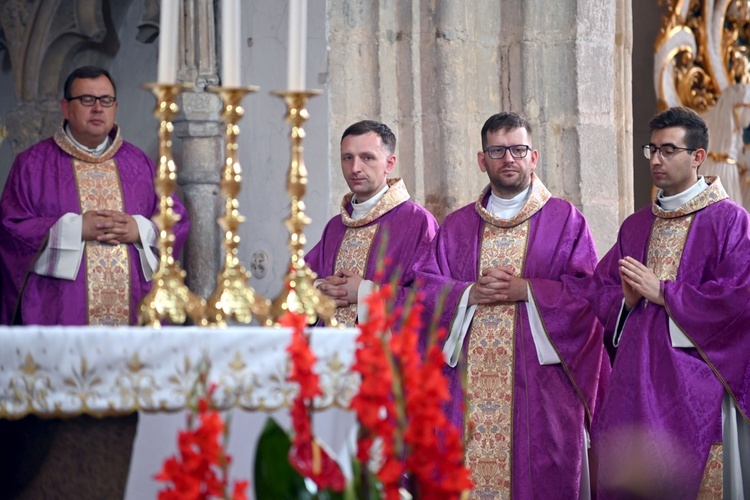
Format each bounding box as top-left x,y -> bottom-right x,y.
138,83 -> 206,327
270,90 -> 336,326
204,86 -> 270,326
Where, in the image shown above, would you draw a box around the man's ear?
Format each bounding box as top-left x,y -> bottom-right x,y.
693,148 -> 707,168
61,98 -> 70,121
385,154 -> 397,174
477,151 -> 487,173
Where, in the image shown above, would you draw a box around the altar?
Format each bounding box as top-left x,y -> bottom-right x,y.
0,326 -> 360,499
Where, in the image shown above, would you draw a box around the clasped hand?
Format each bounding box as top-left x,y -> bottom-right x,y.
82,209 -> 139,246
468,265 -> 528,306
619,256 -> 664,309
318,269 -> 362,307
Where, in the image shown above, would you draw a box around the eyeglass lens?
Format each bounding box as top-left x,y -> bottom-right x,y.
486,145 -> 529,159
71,95 -> 116,107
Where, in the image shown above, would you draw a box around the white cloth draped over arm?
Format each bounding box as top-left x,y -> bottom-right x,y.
443,283 -> 560,367
526,282 -> 561,365
442,285 -> 477,367
356,279 -> 376,323
33,213 -> 85,280
133,215 -> 158,281
33,213 -> 159,281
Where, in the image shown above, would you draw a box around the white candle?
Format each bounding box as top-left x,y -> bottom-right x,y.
287,0 -> 307,90
157,0 -> 179,83
221,0 -> 242,87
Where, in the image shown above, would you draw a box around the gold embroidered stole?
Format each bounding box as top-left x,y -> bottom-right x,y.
57,126 -> 131,325
333,225 -> 378,326
648,177 -> 727,496
332,179 -> 410,326
464,175 -> 550,499
465,221 -> 529,498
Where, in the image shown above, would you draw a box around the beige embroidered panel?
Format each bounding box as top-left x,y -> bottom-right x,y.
697,443 -> 724,499
465,220 -> 529,499
333,224 -> 378,326
647,215 -> 694,281
73,158 -> 131,325
0,326 -> 359,419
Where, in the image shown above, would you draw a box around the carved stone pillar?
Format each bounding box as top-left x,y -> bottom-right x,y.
0,0 -> 107,155
326,0 -> 631,251
170,0 -> 223,299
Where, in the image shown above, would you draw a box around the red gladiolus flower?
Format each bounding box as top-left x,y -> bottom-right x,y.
155,373 -> 249,500
352,284 -> 473,499
282,311 -> 346,492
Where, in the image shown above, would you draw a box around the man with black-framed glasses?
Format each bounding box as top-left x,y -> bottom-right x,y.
0,65 -> 190,327
413,111 -> 609,498
0,66 -> 191,498
587,106 -> 750,498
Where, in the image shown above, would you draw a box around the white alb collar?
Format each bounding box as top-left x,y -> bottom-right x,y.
65,124 -> 112,157
351,184 -> 389,221
488,185 -> 531,219
657,176 -> 708,211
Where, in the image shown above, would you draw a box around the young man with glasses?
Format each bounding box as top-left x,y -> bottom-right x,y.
0,65 -> 189,326
587,106 -> 750,498
413,112 -> 609,498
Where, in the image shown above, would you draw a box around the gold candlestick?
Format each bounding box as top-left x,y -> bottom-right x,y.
270,90 -> 336,326
138,83 -> 206,327
204,86 -> 270,326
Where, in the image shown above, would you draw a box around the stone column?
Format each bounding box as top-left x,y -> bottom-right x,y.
172,0 -> 224,299
325,0 -> 631,249
0,0 -> 107,155
496,0 -> 631,253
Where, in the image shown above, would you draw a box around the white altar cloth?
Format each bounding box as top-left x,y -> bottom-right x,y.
0,326 -> 359,419
0,326 -> 360,499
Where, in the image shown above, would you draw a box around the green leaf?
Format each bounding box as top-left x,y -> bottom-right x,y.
348,456 -> 382,499
254,417 -> 313,499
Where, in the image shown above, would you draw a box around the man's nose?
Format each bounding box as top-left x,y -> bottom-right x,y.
351,157 -> 363,172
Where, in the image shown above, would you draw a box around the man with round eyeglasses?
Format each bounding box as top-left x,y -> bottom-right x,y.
413,111 -> 609,498
587,106 -> 750,498
0,65 -> 189,326
0,66 -> 191,497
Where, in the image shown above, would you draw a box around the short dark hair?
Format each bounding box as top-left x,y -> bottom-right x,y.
63,66 -> 117,100
481,112 -> 532,149
341,120 -> 396,155
648,106 -> 708,151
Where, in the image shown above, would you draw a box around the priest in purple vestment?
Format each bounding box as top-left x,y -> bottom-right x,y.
0,66 -> 189,499
0,65 -> 189,327
587,106 -> 750,499
412,112 -> 610,499
306,120 -> 438,326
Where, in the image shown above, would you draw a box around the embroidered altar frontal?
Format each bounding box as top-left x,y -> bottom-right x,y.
0,326 -> 359,419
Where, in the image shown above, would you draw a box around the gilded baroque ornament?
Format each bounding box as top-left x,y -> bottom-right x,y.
655,1 -> 750,208
655,0 -> 750,112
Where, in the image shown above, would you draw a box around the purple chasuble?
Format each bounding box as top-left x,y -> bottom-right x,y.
0,125 -> 189,325
412,183 -> 609,499
306,180 -> 438,306
587,179 -> 750,499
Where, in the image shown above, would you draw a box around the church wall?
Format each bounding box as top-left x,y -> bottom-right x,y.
632,0 -> 663,211
233,0 -> 330,300
326,0 -> 632,256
